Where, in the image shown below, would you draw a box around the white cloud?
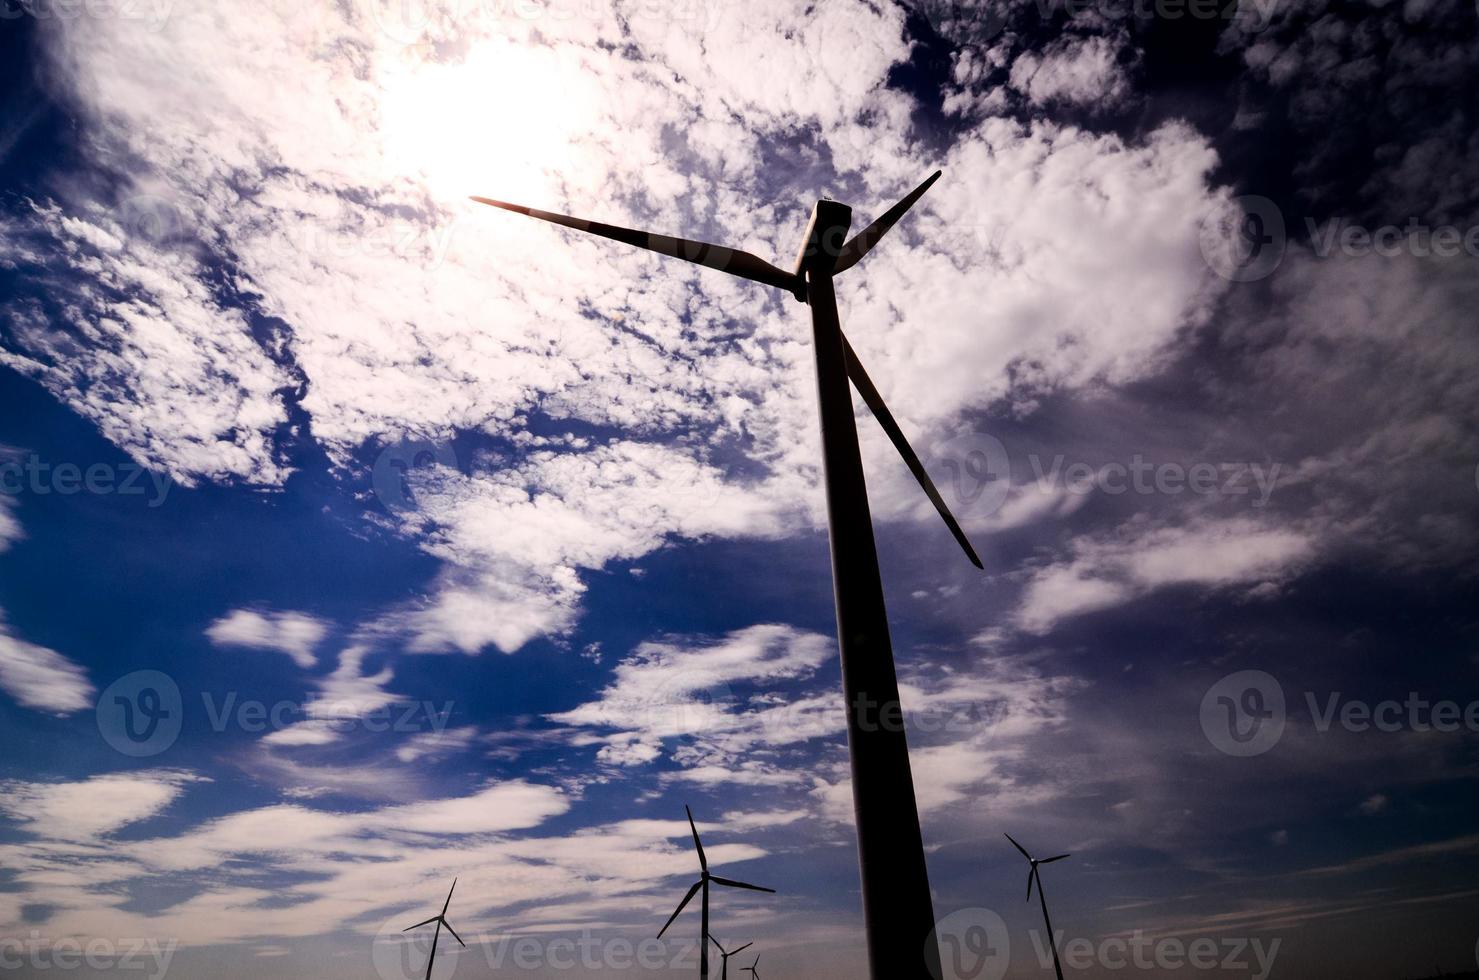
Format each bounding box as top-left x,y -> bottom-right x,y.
0,204 -> 293,487
383,443 -> 808,654
549,624 -> 834,769
4,0 -> 1230,655
260,646 -> 397,747
0,496 -> 20,551
1009,35 -> 1133,109
205,608 -> 329,669
0,770 -> 203,840
0,617 -> 94,715
1016,518 -> 1316,633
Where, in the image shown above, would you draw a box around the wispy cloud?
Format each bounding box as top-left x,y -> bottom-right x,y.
0,615 -> 94,715
206,608 -> 330,669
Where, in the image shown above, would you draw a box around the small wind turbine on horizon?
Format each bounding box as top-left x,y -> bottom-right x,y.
474,165 -> 979,980
741,951 -> 762,979
709,936 -> 754,980
402,878 -> 465,980
657,806 -> 775,979
1005,833 -> 1072,980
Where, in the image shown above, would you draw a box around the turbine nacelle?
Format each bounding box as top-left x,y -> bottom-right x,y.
793,200 -> 854,282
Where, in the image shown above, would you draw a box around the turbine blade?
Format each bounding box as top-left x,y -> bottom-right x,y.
733,942 -> 753,954
442,919 -> 466,947
842,334 -> 983,568
832,170 -> 942,275
710,935 -> 726,954
403,916 -> 439,932
1040,853 -> 1071,864
709,875 -> 776,894
1005,833 -> 1032,860
657,880 -> 703,939
686,805 -> 708,872
442,878 -> 457,915
1027,867 -> 1036,902
470,196 -> 801,295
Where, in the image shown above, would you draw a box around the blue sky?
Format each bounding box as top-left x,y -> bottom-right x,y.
2,1 -> 1478,978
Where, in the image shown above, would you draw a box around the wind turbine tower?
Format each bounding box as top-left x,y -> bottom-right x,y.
474,169 -> 979,979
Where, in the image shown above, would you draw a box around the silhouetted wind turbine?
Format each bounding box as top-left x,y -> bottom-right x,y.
709,937 -> 754,980
474,168 -> 977,980
1005,834 -> 1072,980
656,806 -> 775,979
741,952 -> 762,979
402,878 -> 465,980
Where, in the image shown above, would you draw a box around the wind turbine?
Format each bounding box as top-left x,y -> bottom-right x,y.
402,878 -> 465,980
1005,833 -> 1072,980
741,952 -> 762,979
657,806 -> 775,979
473,169 -> 978,980
709,937 -> 754,980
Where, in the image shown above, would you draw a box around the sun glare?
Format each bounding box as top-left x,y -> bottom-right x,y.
379,41 -> 591,205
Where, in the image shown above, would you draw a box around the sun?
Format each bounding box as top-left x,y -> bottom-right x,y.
378,39 -> 594,206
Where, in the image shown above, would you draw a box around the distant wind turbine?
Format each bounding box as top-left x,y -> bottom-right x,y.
475,167 -> 976,980
1005,834 -> 1072,980
657,806 -> 775,978
402,878 -> 465,980
709,936 -> 754,980
741,952 -> 762,979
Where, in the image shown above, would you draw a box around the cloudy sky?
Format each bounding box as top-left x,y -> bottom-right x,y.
1,0 -> 1477,977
